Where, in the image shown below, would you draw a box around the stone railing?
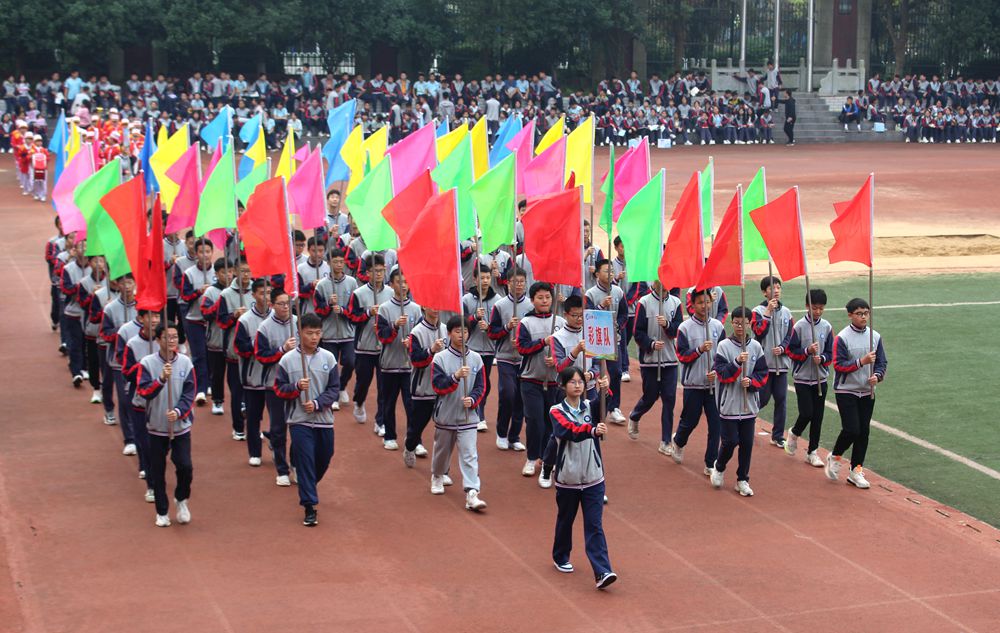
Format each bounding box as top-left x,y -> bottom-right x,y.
679,57 -> 866,95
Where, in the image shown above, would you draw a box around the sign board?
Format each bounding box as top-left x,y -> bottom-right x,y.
583,309 -> 617,360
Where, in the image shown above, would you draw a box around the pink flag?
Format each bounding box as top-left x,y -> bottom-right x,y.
164,144 -> 201,234
386,123 -> 436,194
294,142 -> 311,162
200,142 -> 224,192
53,148 -> 95,237
613,137 -> 650,221
287,147 -> 327,230
522,136 -> 566,198
506,119 -> 536,195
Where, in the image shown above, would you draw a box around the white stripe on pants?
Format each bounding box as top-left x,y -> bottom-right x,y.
431,427 -> 480,492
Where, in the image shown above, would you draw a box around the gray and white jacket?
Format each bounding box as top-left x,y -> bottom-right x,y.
551,395 -> 605,489
347,283 -> 392,355
515,311 -> 565,384
274,346 -> 340,427
833,324 -> 887,397
375,297 -> 422,372
254,313 -> 297,388
462,288 -> 500,356
787,316 -> 834,385
713,337 -> 768,419
488,293 -> 529,365
135,351 -> 196,437
409,318 -> 446,401
676,316 -> 727,389
633,290 -> 683,367
233,304 -> 271,389
431,345 -> 485,430
313,273 -> 359,342
750,301 -> 794,373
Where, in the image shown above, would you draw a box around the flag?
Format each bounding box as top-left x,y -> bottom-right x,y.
139,120 -> 159,194
431,134 -> 476,240
66,121 -> 81,159
741,167 -> 771,262
362,126 -> 388,169
470,116 -> 489,180
341,125 -> 365,194
48,111 -> 68,187
696,190 -> 743,289
436,117 -> 449,138
52,147 -> 94,236
287,147 -> 327,230
597,144 -> 615,239
535,115 -> 565,155
829,174 -> 874,267
195,143 -> 237,236
617,169 -> 664,282
381,170 -> 436,244
506,119 -> 535,195
75,162 -> 129,277
385,122 -> 436,195
150,124 -> 189,210
436,123 -> 468,162
344,157 -> 397,251
164,144 -> 201,234
523,135 -> 566,198
322,99 -> 357,185
238,177 -> 296,288
136,196 -> 166,311
293,143 -> 310,162
522,187 -> 583,286
612,137 -> 650,221
239,114 -> 261,144
564,116 -> 594,203
700,159 -> 714,238
396,189 -> 463,312
749,187 -> 807,281
200,106 -> 233,151
236,161 -> 269,207
238,115 -> 264,180
469,153 -> 517,253
659,171 -> 705,289
274,132 -> 297,183
489,115 -> 521,167
100,174 -> 148,285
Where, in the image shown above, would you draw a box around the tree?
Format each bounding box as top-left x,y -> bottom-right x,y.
875,0 -> 921,73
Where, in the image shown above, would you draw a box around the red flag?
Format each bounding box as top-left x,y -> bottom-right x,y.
749,187 -> 806,281
659,172 -> 704,289
136,196 -> 166,311
396,189 -> 463,312
564,171 -> 575,190
696,191 -> 743,290
381,170 -> 436,243
522,186 -> 583,286
829,174 -> 873,267
100,174 -> 148,286
238,177 -> 296,294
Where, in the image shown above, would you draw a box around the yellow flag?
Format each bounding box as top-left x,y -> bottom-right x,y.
246,123 -> 267,167
150,123 -> 190,210
436,124 -> 468,162
65,122 -> 81,159
564,116 -> 595,203
274,132 -> 297,183
340,125 -> 365,194
470,117 -> 489,180
535,115 -> 565,156
362,126 -> 388,169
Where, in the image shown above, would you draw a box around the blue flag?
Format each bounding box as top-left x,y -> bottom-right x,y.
48,112 -> 68,192
140,121 -> 159,195
489,114 -> 522,167
239,114 -> 261,144
436,117 -> 449,138
322,99 -> 356,186
200,105 -> 233,151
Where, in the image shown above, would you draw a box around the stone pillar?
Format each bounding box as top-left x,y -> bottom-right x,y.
855,0 -> 872,78
814,0 -> 834,67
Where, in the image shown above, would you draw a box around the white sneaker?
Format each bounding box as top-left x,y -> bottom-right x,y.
414,444 -> 428,457
657,441 -> 674,457
476,420 -> 488,432
211,403 -> 224,416
232,431 -> 246,441
825,454 -> 842,481
403,449 -> 416,467
353,404 -> 367,423
155,514 -> 171,527
139,470 -> 146,480
621,371 -> 631,383
430,475 -> 445,494
175,499 -> 191,524
276,475 -> 291,487
521,460 -> 536,477
669,440 -> 683,464
90,390 -> 102,404
496,437 -> 510,450
735,480 -> 754,496
465,489 -> 487,511
703,466 -> 714,476
847,466 -> 871,489
248,457 -> 262,467
538,471 -> 553,489
383,439 -> 398,450
710,469 -> 724,488
627,417 -> 639,440
145,488 -> 155,503
608,409 -> 627,425
195,392 -> 207,405
73,374 -> 83,387
122,443 -> 137,456
332,401 -> 340,411
511,441 -> 526,452
81,370 -> 90,380
206,387 -> 212,397
442,475 -> 454,486
103,412 -> 117,425
805,451 -> 824,467
785,433 -> 799,455
375,423 -> 386,437
339,391 -> 350,404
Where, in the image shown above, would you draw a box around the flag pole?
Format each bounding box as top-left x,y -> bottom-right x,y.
282,176 -> 308,404
759,166 -> 774,373
452,191 -> 470,425
657,171 -> 665,382
795,186 -> 821,396
737,184 -> 748,413
868,172 -> 875,397
708,156 -> 715,247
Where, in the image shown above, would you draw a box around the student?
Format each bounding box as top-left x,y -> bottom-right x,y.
346,254 -> 391,425
199,258 -> 230,416
628,281 -> 683,446
404,306 -> 446,467
669,289 -> 725,470
374,269 -> 421,450
785,289 -> 834,466
551,295 -> 597,397
78,255 -> 110,405
233,279 -> 271,465
88,270 -> 119,424
296,236 -> 329,315
135,322 -> 195,527
488,267 -> 528,452
274,313 -> 340,527
516,282 -> 566,480
216,259 -> 254,440
121,309 -> 162,497
101,274 -> 137,438
45,216 -> 66,335
710,307 -> 769,496
463,265 -> 499,432
313,248 -> 358,411
826,299 -> 887,489
686,284 -> 729,323
169,231 -> 198,346
254,287 -> 298,486
60,239 -> 90,387
750,275 -> 793,448
429,316 -> 487,511
180,237 -> 217,404
585,259 -> 627,424
549,366 -> 616,590
609,240 -> 637,386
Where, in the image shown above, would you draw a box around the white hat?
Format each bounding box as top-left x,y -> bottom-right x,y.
110,131 -> 121,140
24,131 -> 34,138
16,119 -> 26,127
109,107 -> 119,113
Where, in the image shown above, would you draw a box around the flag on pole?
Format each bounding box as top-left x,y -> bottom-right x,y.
287,147 -> 328,230
164,144 -> 201,234
150,124 -> 189,209
362,126 -> 388,169
469,153 -> 517,253
564,115 -> 594,203
597,144 -> 615,239
506,119 -> 535,195
238,177 -> 295,285
341,125 -> 365,194
195,143 -> 237,237
616,169 -> 665,282
75,162 -> 128,277
700,158 -> 714,238
344,157 -> 397,251
274,132 -> 297,183
740,167 -> 771,262
139,120 -> 159,194
535,115 -> 565,155
395,189 -> 464,313
436,123 -> 468,162
238,115 -> 266,180
470,116 -> 489,180
385,122 -> 436,195
200,105 -> 233,151
236,162 -> 269,207
431,134 -> 476,240
522,187 -> 584,286
522,135 -> 566,197
136,196 -> 167,311
322,99 -> 356,185
100,174 -> 148,285
829,174 -> 874,267
381,170 -> 436,244
436,117 -> 450,138
612,137 -> 650,221
66,121 -> 81,159
52,147 -> 94,236
696,190 -> 743,289
489,114 -> 521,167
48,112 -> 68,187
659,171 -> 705,289
749,187 -> 807,280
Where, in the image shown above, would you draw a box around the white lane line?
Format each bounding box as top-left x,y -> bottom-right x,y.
790,300 -> 1000,312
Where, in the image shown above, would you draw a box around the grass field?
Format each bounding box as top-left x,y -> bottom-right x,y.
702,272 -> 1000,527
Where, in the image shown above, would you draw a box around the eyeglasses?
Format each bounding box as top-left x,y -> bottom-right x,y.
273,301 -> 290,307
566,379 -> 585,386
851,310 -> 870,317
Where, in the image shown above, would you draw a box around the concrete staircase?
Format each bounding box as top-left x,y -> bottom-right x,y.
792,92 -> 904,144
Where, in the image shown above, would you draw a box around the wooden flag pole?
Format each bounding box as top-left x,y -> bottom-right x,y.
794,186 -> 821,396
736,183 -> 745,410
282,177 -> 308,404
740,283 -> 748,414
868,172 -> 876,397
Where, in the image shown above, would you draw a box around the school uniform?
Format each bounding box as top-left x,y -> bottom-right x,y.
78,273 -> 108,392
831,324 -> 887,469
516,310 -> 566,461
297,259 -> 330,315
750,300 -> 793,442
672,315 -> 726,468
374,297 -> 422,442
216,282 -> 254,436
713,337 -> 768,482
314,272 -> 359,395
169,251 -> 197,343
200,280 -> 228,408
407,318 -> 447,452
88,284 -> 118,417
274,346 -> 340,508
478,250 -> 513,296
585,281 -> 627,414
233,304 -> 271,459
685,286 -> 729,323
123,329 -> 161,479
488,293 -> 528,445
60,259 -> 90,379
786,315 -> 834,454
181,263 -> 217,395
255,312 -> 298,476
430,345 -> 486,491
629,290 -> 683,441
45,235 -> 66,330
346,283 -> 392,421
463,288 -> 500,423
101,298 -> 137,445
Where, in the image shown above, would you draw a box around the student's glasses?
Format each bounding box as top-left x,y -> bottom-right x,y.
566,379 -> 585,386
851,310 -> 870,317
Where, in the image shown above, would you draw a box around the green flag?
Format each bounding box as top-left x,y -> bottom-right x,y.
75,162 -> 130,278
741,167 -> 771,262
598,144 -> 615,239
344,157 -> 397,251
432,134 -> 475,240
616,169 -> 664,282
235,161 -> 269,207
700,159 -> 714,239
469,154 -> 516,253
195,144 -> 237,236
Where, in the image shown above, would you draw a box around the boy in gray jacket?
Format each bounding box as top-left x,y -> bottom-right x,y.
785,289 -> 834,466
375,269 -> 422,449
